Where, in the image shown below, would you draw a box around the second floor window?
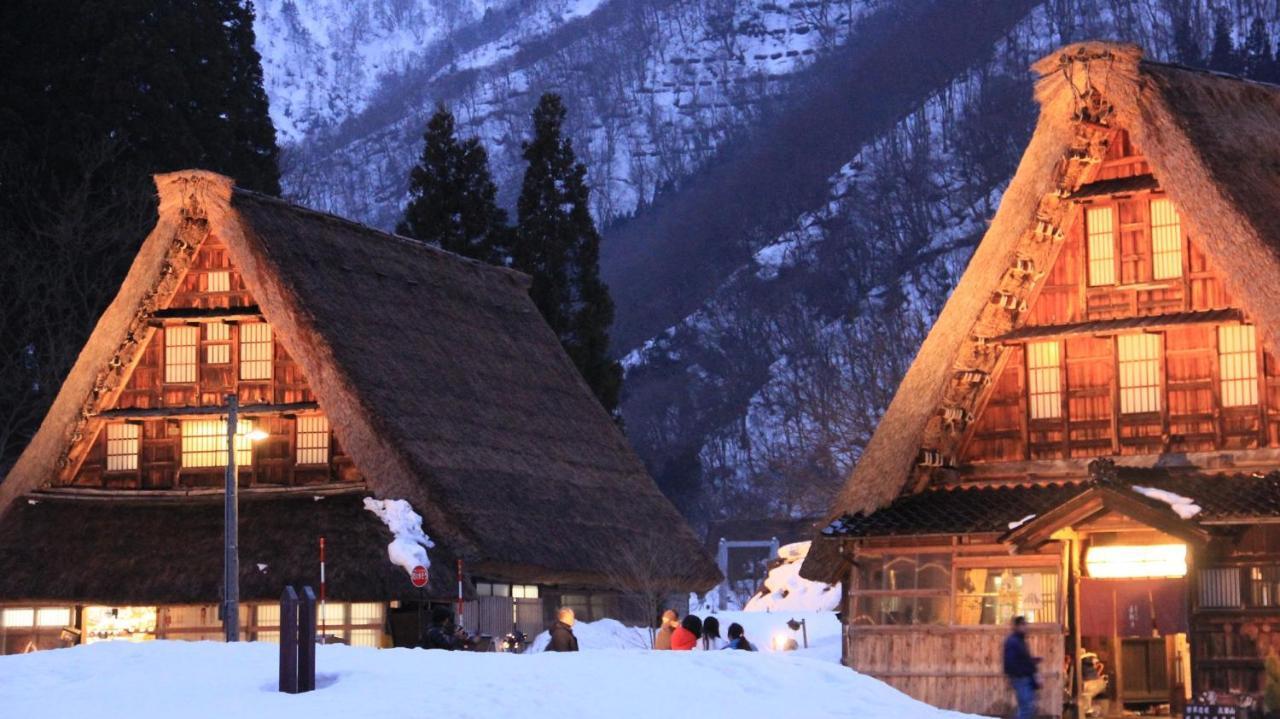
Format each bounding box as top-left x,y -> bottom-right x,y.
206,323 -> 230,364
295,415 -> 330,465
181,419 -> 254,468
105,423 -> 140,472
240,323 -> 273,380
1219,324 -> 1258,407
1086,206 -> 1116,286
164,326 -> 199,383
1118,334 -> 1161,414
1027,341 -> 1062,420
1149,198 -> 1184,280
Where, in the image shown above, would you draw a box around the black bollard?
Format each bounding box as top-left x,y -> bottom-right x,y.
278,586 -> 299,694
298,586 -> 317,692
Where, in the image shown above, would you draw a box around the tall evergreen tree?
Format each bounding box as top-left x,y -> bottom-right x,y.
396,106 -> 510,265
1173,16 -> 1202,67
0,0 -> 280,463
1209,13 -> 1242,74
514,94 -> 622,414
1244,17 -> 1276,81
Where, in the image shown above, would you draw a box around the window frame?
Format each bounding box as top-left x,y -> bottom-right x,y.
239,323 -> 273,381
1085,205 -> 1117,287
1149,196 -> 1184,280
105,422 -> 141,473
1116,333 -> 1162,415
180,419 -> 255,469
1026,340 -> 1063,421
1218,324 -> 1259,408
163,325 -> 199,384
295,414 -> 331,466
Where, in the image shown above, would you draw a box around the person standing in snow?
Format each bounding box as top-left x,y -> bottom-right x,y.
698,616 -> 728,650
725,623 -> 755,651
422,607 -> 468,650
671,614 -> 701,650
1003,616 -> 1041,719
654,609 -> 679,650
546,608 -> 579,652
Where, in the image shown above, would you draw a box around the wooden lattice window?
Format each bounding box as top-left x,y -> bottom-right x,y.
1086,206 -> 1116,286
206,270 -> 231,293
105,423 -> 140,472
239,323 -> 273,380
1150,198 -> 1183,280
1027,341 -> 1062,420
206,323 -> 230,364
1118,334 -> 1161,414
181,419 -> 254,468
164,326 -> 199,383
295,415 -> 330,465
1218,324 -> 1258,407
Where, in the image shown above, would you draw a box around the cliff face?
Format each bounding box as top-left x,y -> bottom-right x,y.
260,0 -> 1273,525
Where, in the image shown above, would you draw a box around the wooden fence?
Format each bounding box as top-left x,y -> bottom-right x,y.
463,597 -> 545,640
847,624 -> 1064,718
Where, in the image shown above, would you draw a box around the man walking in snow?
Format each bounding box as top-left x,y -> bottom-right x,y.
546,607 -> 579,652
654,609 -> 679,650
1003,616 -> 1040,719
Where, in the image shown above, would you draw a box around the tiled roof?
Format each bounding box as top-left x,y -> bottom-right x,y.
823,470 -> 1280,538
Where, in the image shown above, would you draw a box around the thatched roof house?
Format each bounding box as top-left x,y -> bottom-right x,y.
802,42 -> 1280,583
0,171 -> 716,639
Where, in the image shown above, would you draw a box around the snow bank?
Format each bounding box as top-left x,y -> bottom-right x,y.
362,498 -> 434,576
1131,486 -> 1202,519
743,541 -> 842,613
0,640 -> 983,719
529,618 -> 652,652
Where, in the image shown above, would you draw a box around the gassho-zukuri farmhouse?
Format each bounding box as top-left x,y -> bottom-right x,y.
801,43 -> 1280,718
0,170 -> 718,654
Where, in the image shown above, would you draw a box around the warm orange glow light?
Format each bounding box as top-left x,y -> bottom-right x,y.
1085,544 -> 1187,579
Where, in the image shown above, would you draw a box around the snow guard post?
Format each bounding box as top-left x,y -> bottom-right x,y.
278,585 -> 317,694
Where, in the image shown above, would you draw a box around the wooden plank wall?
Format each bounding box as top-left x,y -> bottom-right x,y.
847,625 -> 1064,718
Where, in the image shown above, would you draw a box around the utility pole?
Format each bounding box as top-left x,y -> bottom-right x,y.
224,393 -> 240,642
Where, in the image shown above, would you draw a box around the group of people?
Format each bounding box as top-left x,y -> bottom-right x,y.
652,609 -> 755,652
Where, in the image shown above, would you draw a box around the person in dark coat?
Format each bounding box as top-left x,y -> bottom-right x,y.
546,607 -> 579,652
725,622 -> 755,651
422,607 -> 466,650
1003,616 -> 1040,719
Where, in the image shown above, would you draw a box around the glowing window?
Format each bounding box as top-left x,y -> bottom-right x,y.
1086,206 -> 1116,286
36,608 -> 72,627
1086,544 -> 1187,579
164,326 -> 199,383
1219,325 -> 1258,407
206,271 -> 231,293
206,323 -> 230,364
1118,334 -> 1161,414
105,423 -> 140,472
512,584 -> 539,599
295,415 -> 330,465
1027,341 -> 1062,420
239,323 -> 273,380
1150,198 -> 1183,280
349,603 -> 383,624
1,608 -> 34,627
181,419 -> 255,468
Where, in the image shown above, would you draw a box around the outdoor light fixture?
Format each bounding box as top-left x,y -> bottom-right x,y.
1085,543 -> 1187,579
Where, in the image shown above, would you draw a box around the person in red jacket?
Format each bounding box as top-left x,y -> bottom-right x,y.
671,615 -> 702,651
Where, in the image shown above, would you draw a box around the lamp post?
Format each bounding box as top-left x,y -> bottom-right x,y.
224,393 -> 269,642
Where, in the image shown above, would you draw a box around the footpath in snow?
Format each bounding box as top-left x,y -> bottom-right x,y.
0,638 -> 984,719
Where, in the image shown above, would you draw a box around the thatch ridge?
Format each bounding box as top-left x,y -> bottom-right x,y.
802,41 -> 1280,582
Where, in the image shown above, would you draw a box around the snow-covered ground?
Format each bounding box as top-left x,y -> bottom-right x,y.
0,640 -> 984,719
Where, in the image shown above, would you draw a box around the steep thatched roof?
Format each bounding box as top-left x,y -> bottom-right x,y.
802,42 -> 1280,582
0,171 -> 719,593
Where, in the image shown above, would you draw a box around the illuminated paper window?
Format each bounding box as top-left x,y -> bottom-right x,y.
1150,198 -> 1183,280
1086,206 -> 1116,286
206,323 -> 230,364
1027,341 -> 1062,420
1086,544 -> 1187,579
1118,334 -> 1161,414
164,326 -> 199,383
181,419 -> 255,468
206,271 -> 231,293
295,415 -> 330,465
106,423 -> 140,472
512,584 -> 539,599
239,323 -> 273,380
36,608 -> 72,627
1219,325 -> 1258,407
1,608 -> 34,627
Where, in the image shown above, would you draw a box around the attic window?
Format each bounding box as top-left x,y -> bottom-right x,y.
1219,325 -> 1258,407
164,326 -> 199,383
1150,198 -> 1183,280
295,415 -> 330,465
239,323 -> 273,380
206,323 -> 230,364
1026,341 -> 1062,420
105,423 -> 140,472
206,271 -> 231,293
1086,206 -> 1116,286
1117,334 -> 1161,414
181,419 -> 255,468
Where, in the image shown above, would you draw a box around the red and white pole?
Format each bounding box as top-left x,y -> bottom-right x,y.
319,536 -> 327,644
456,558 -> 464,630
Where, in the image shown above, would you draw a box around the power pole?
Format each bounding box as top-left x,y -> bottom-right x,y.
224,393 -> 240,642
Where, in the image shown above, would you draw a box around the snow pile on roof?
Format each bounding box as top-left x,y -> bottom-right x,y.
362,498 -> 434,576
743,541 -> 841,613
0,640 -> 984,719
1008,514 -> 1037,530
1131,486 -> 1202,519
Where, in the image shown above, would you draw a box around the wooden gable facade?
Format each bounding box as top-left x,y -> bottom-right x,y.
801,44 -> 1280,719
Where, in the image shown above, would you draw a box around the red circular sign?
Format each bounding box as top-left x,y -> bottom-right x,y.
411,565 -> 428,588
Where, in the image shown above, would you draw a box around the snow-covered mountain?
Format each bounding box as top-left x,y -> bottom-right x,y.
257,0 -> 1278,527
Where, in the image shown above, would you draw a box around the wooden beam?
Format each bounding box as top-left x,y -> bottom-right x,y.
93,401 -> 318,421
148,305 -> 263,325
27,480 -> 366,503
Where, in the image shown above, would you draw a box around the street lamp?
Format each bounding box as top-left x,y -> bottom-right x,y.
224,393 -> 269,642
